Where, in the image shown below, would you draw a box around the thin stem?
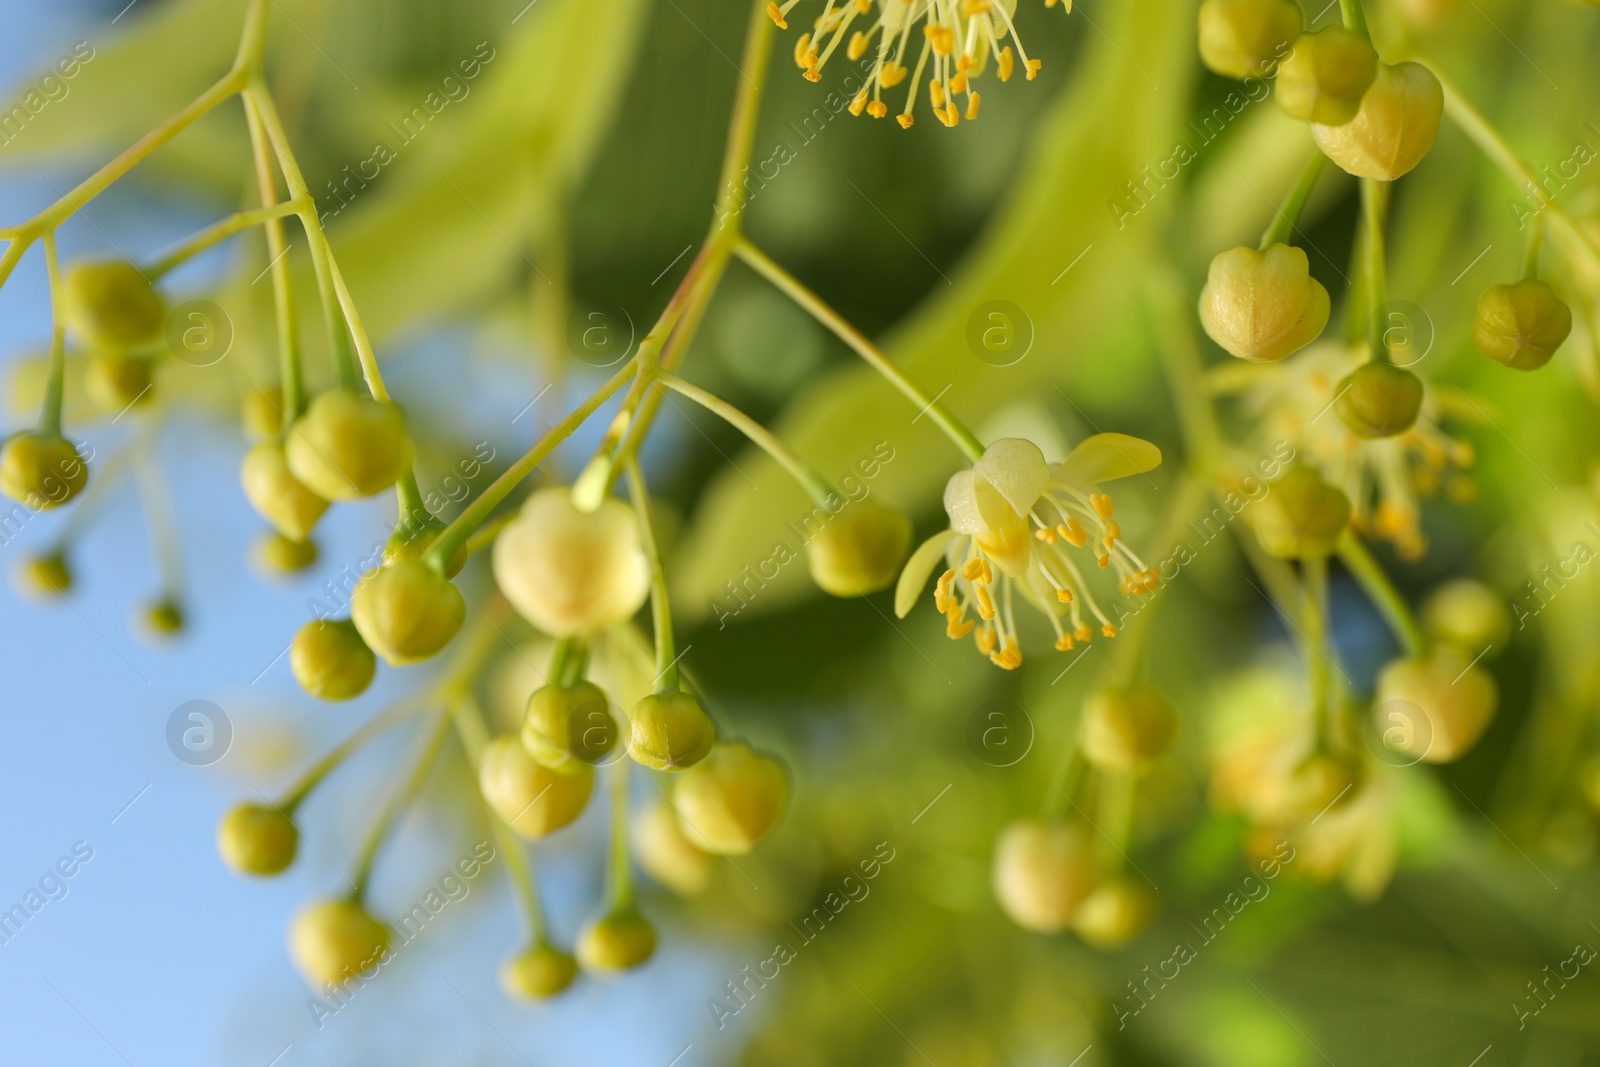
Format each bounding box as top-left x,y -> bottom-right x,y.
655,372 -> 835,504
605,760 -> 635,911
1260,152 -> 1326,250
1098,772 -> 1134,871
1340,0 -> 1370,39
0,237 -> 33,290
39,232 -> 66,437
349,707 -> 454,899
1042,749 -> 1088,820
625,459 -> 677,691
145,201 -> 305,278
1147,267 -> 1223,471
279,694 -> 428,811
1336,531 -> 1425,656
713,0 -> 778,231
1360,177 -> 1390,362
1521,219 -> 1545,282
244,94 -> 304,419
1303,556 -> 1332,746
736,239 -> 985,462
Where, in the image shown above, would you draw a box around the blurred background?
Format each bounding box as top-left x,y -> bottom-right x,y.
3,0 -> 1600,1064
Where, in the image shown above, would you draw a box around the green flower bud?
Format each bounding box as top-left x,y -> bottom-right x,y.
522,681 -> 619,770
142,598 -> 185,637
1421,579 -> 1509,655
1275,27 -> 1378,125
217,802 -> 298,876
672,740 -> 789,855
383,515 -> 466,578
806,500 -> 912,597
1199,244 -> 1330,363
628,691 -> 716,772
0,432 -> 88,509
500,943 -> 579,999
1251,464 -> 1351,559
1334,361 -> 1423,438
291,618 -> 377,701
285,389 -> 412,501
479,735 -> 594,837
63,260 -> 164,352
991,819 -> 1098,934
1073,880 -> 1157,949
1080,684 -> 1177,773
1375,649 -> 1497,763
1472,279 -> 1572,371
1197,0 -> 1302,79
242,385 -> 284,438
1312,61 -> 1443,180
492,487 -> 649,637
253,531 -> 318,575
349,559 -> 465,666
15,551 -> 72,598
634,799 -> 714,897
576,909 -> 656,974
288,898 -> 391,988
241,440 -> 329,542
85,352 -> 154,412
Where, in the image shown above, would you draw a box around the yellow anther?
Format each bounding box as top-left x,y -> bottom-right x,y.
1091,493 -> 1115,518
1060,519 -> 1087,547
1097,553 -> 1109,569
999,46 -> 1015,81
1054,634 -> 1075,652
1035,526 -> 1057,543
946,611 -> 975,640
950,71 -> 969,94
767,2 -> 788,29
897,112 -> 914,129
1104,520 -> 1121,541
957,54 -> 976,71
989,646 -> 1022,670
794,33 -> 813,68
803,67 -> 822,82
867,100 -> 888,118
849,88 -> 869,116
1074,622 -> 1093,642
975,584 -> 996,620
961,559 -> 986,582
925,24 -> 955,55
848,31 -> 869,60
977,626 -> 998,654
1056,587 -> 1073,603
1101,623 -> 1118,638
930,80 -> 946,107
965,92 -> 981,120
880,62 -> 907,88
937,568 -> 955,595
1025,58 -> 1042,80
937,104 -> 958,127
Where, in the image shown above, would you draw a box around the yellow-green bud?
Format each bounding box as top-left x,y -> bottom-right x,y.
576,910 -> 657,974
1472,280 -> 1572,371
217,803 -> 298,876
285,389 -> 412,501
628,691 -> 716,771
242,385 -> 284,438
85,352 -> 154,412
1251,464 -> 1351,559
288,899 -> 391,988
491,487 -> 649,637
1334,361 -> 1423,438
634,799 -> 714,897
1073,880 -> 1157,949
806,500 -> 912,597
479,735 -> 594,837
63,260 -> 163,352
1199,244 -> 1330,363
1421,579 -> 1509,655
291,618 -> 377,701
383,516 -> 466,578
143,599 -> 185,637
349,559 -> 465,666
15,551 -> 72,598
1080,684 -> 1177,773
1312,61 -> 1443,180
991,819 -> 1098,934
0,432 -> 87,509
253,531 -> 318,575
1197,0 -> 1302,79
672,740 -> 789,855
1275,27 -> 1378,125
522,681 -> 618,770
1375,649 -> 1497,763
1282,751 -> 1363,821
241,440 -> 329,542
500,943 -> 578,999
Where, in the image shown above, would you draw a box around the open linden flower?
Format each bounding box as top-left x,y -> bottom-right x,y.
896,434 -> 1161,669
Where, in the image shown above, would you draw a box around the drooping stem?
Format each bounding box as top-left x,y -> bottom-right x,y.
144,200 -> 305,278
279,694 -> 430,811
39,232 -> 66,437
604,760 -> 635,911
244,95 -> 305,420
625,459 -> 678,691
1337,531 -> 1425,657
736,238 -> 985,462
1259,152 -> 1326,250
1521,218 -> 1545,282
713,0 -> 778,232
349,707 -> 454,899
1360,177 -> 1390,362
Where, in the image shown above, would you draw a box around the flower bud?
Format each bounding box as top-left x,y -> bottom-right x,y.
241,440 -> 328,542
85,353 -> 154,412
242,385 -> 284,438
291,618 -> 377,701
806,500 -> 912,597
284,389 -> 412,501
349,559 -> 465,666
383,515 -> 467,578
479,735 -> 594,837
492,487 -> 649,637
142,598 -> 185,637
577,910 -> 656,974
1471,280 -> 1571,371
0,432 -> 87,509
1282,751 -> 1363,820
991,819 -> 1098,933
500,943 -> 578,999
629,691 -> 716,772
672,740 -> 789,855
253,531 -> 318,575
63,260 -> 164,352
1073,880 -> 1157,948
634,799 -> 714,896
1312,61 -> 1443,180
522,681 -> 619,770
1251,464 -> 1351,559
1080,684 -> 1177,773
1275,28 -> 1377,125
1334,361 -> 1423,438
1199,244 -> 1330,363
15,551 -> 72,598
1197,0 -> 1302,79
217,802 -> 298,876
1421,579 -> 1509,655
288,898 -> 391,988
1374,649 -> 1497,763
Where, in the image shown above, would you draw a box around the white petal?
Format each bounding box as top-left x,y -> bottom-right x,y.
1052,433 -> 1162,489
943,470 -> 988,535
895,529 -> 957,618
974,438 -> 1050,515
